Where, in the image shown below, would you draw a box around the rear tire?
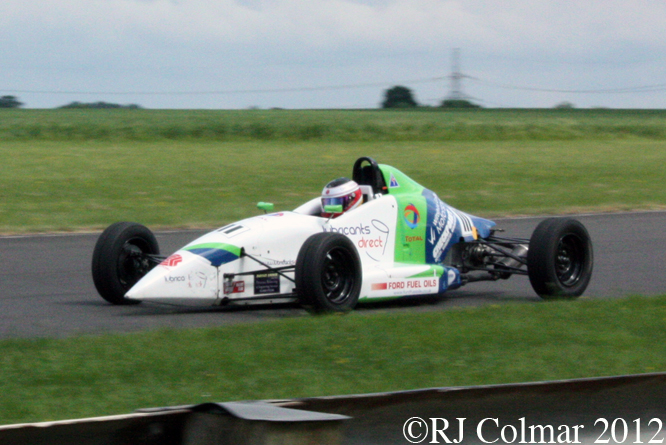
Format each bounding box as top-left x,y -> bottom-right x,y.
527,218 -> 593,299
92,222 -> 160,305
295,232 -> 362,313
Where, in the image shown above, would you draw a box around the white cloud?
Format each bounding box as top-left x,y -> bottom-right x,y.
2,0 -> 666,108
5,0 -> 665,55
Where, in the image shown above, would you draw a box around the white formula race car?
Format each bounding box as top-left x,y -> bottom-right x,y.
92,157 -> 593,313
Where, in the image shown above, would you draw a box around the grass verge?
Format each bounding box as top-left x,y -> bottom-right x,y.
2,139 -> 666,233
1,295 -> 665,424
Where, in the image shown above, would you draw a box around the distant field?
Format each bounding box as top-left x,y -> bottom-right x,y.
1,108 -> 665,233
2,108 -> 666,142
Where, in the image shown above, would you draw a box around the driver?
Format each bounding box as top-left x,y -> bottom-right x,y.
321,177 -> 363,218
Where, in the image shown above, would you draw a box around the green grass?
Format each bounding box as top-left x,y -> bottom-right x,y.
1,109 -> 664,425
1,138 -> 665,233
1,295 -> 665,424
2,108 -> 665,233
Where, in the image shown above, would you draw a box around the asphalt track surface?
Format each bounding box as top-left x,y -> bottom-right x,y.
1,211 -> 664,339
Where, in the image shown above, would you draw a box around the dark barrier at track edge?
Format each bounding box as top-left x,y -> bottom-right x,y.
0,372 -> 664,444
278,371 -> 666,445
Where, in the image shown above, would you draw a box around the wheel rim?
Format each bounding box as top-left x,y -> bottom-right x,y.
320,247 -> 355,304
555,234 -> 585,287
117,238 -> 154,290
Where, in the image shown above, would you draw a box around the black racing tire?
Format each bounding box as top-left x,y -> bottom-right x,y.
527,218 -> 593,299
92,222 -> 160,305
295,232 -> 362,314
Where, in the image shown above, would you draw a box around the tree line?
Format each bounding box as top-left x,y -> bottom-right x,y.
0,96 -> 23,108
59,101 -> 142,109
2,89 -> 476,110
0,96 -> 141,109
3,90 -> 577,110
381,86 -> 481,109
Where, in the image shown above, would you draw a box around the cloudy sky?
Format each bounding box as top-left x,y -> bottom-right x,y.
2,0 -> 665,109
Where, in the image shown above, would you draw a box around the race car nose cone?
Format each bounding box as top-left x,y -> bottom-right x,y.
125,251 -> 219,304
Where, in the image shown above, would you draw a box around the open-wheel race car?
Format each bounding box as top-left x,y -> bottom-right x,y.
92,157 -> 593,313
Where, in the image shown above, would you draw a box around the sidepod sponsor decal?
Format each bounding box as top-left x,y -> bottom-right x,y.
403,203 -> 420,229
324,219 -> 390,262
254,272 -> 280,295
184,243 -> 241,267
389,173 -> 399,188
162,271 -> 216,291
259,258 -> 295,267
423,189 -> 459,263
323,223 -> 371,236
224,280 -> 245,294
370,277 -> 439,296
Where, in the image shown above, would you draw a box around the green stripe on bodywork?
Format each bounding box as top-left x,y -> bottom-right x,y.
184,243 -> 242,256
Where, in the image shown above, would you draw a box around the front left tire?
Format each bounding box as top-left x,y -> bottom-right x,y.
92,222 -> 160,305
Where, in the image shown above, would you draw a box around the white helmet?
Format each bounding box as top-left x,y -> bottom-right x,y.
321,178 -> 362,218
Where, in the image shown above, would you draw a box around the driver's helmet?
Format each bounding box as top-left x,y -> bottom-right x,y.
321,177 -> 362,218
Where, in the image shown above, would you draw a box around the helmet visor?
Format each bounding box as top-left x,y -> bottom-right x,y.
321,197 -> 345,208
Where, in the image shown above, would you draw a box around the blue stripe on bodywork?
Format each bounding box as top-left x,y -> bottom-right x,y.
185,246 -> 240,267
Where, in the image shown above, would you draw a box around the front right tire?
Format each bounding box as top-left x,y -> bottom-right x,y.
527,217 -> 593,299
295,232 -> 362,313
